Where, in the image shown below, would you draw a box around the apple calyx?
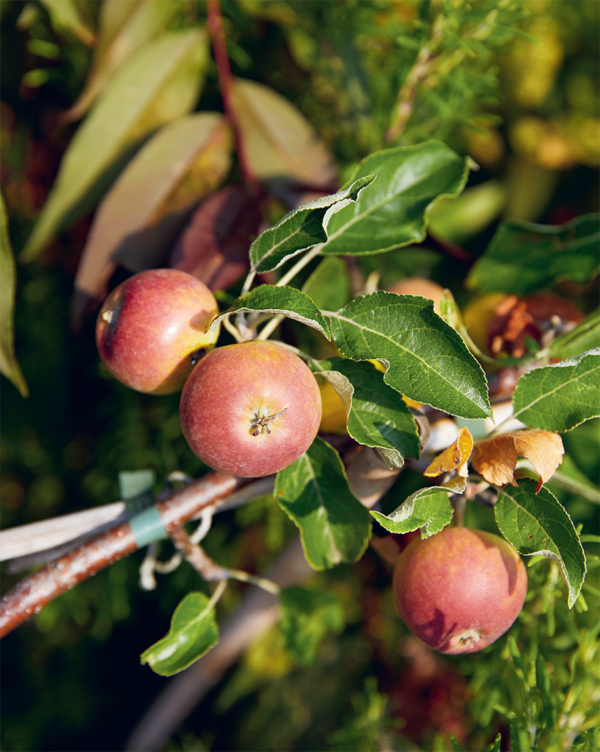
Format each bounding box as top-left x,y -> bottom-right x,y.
448,629 -> 484,651
250,407 -> 288,437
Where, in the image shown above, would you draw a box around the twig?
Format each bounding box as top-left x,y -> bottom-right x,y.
206,0 -> 260,195
0,473 -> 253,639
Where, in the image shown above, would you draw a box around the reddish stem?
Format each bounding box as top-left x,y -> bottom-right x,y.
206,0 -> 260,195
0,473 -> 251,639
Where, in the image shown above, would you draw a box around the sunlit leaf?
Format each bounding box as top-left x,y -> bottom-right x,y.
40,0 -> 95,46
371,487 -> 454,539
471,430 -> 564,489
211,285 -> 331,339
279,586 -> 344,667
512,349 -> 600,431
249,176 -> 376,274
64,0 -> 184,121
0,194 -> 28,397
140,591 -> 219,676
22,29 -> 209,261
321,141 -> 469,256
467,214 -> 600,294
427,180 -> 507,244
232,77 -> 338,188
275,437 -> 372,570
73,113 -> 231,310
311,358 -> 421,468
327,292 -> 492,419
495,478 -> 586,608
425,426 -> 473,478
548,309 -> 600,361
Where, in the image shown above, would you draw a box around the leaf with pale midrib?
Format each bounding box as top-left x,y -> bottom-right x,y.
327,292 -> 491,419
371,487 -> 453,539
495,478 -> 586,608
275,438 -> 371,570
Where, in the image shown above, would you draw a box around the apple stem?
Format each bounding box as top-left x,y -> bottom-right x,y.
224,568 -> 281,596
453,496 -> 466,527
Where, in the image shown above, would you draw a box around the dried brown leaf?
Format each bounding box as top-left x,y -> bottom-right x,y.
471,429 -> 564,489
425,427 -> 473,479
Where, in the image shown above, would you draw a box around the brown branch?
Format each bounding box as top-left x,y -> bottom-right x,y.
0,473 -> 252,639
206,0 -> 260,195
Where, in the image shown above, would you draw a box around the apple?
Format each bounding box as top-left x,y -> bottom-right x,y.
393,526 -> 527,654
388,278 -> 445,315
96,269 -> 219,395
180,340 -> 322,477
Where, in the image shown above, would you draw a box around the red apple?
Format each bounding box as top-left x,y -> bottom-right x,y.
393,526 -> 527,654
388,278 -> 445,315
180,340 -> 322,477
96,269 -> 219,395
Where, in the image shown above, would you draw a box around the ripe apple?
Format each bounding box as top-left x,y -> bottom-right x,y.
393,526 -> 527,654
96,269 -> 219,395
180,340 -> 322,477
388,278 -> 445,315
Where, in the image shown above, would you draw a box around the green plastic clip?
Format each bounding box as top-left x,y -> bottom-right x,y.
119,470 -> 167,548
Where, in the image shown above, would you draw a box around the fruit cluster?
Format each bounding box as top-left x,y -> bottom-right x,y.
96,269 -> 322,478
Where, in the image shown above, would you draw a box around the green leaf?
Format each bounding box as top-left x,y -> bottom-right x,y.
232,77 -> 337,187
211,285 -> 331,340
495,478 -> 586,608
22,28 -> 209,261
327,292 -> 492,419
466,214 -> 600,294
320,141 -> 469,256
548,309 -> 600,361
140,591 -> 219,676
484,733 -> 502,752
64,0 -> 184,121
427,180 -> 507,245
311,358 -> 420,468
0,194 -> 28,397
301,257 -> 350,313
371,487 -> 453,539
279,586 -> 344,667
547,453 -> 600,504
74,113 -> 231,305
249,175 -> 376,274
275,437 -> 372,570
512,349 -> 600,432
40,0 -> 95,46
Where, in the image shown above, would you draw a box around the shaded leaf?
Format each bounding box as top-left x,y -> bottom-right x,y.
22,28 -> 209,261
301,256 -> 350,312
467,214 -> 600,294
170,185 -> 263,291
548,309 -> 600,361
512,349 -> 600,431
471,430 -> 564,489
73,113 -> 231,310
495,478 -> 586,608
0,194 -> 28,397
321,141 -> 469,256
64,0 -> 184,121
40,0 -> 95,46
311,358 -> 421,468
279,586 -> 344,667
547,453 -> 600,504
140,591 -> 219,676
327,292 -> 492,419
211,285 -> 330,339
425,426 -> 473,479
249,175 -> 376,274
371,487 -> 453,539
275,437 -> 372,570
232,77 -> 337,188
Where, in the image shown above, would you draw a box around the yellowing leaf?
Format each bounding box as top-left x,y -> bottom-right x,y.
40,0 -> 95,46
0,194 -> 28,397
232,78 -> 337,188
425,426 -> 473,478
73,113 -> 231,312
471,430 -> 564,489
64,0 -> 184,122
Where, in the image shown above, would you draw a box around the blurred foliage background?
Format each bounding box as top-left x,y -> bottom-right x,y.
1,1 -> 599,750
